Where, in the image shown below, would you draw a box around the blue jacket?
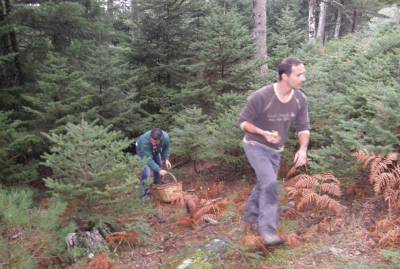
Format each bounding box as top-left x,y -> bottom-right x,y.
136,130 -> 170,173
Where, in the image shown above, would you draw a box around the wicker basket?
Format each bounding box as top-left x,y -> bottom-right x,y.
152,172 -> 182,202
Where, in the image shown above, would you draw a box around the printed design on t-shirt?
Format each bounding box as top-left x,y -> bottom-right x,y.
266,112 -> 296,122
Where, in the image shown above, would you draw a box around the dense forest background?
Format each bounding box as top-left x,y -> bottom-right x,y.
1,0 -> 400,267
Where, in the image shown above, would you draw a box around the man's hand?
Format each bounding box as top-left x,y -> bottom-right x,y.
260,130 -> 280,144
165,160 -> 172,170
160,169 -> 168,176
293,148 -> 307,168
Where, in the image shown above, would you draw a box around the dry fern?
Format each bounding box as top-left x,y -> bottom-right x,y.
233,187 -> 251,204
106,231 -> 139,252
177,197 -> 230,228
285,173 -> 345,216
200,181 -> 225,199
374,218 -> 396,233
378,227 -> 400,247
89,252 -> 112,269
286,233 -> 303,247
191,198 -> 229,221
175,216 -> 195,228
241,233 -> 268,252
353,150 -> 380,168
354,150 -> 400,216
281,207 -> 300,219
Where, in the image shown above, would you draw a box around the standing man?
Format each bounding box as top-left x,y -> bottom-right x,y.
238,57 -> 310,246
136,128 -> 172,199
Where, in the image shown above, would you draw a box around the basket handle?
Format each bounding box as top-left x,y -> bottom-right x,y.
163,171 -> 177,183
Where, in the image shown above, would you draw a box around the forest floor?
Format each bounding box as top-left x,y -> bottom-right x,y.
70,162 -> 399,269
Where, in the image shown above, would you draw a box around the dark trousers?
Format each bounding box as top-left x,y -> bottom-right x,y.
243,142 -> 281,235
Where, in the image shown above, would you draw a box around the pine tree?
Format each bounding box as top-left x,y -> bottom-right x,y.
41,119 -> 142,219
182,4 -> 257,111
206,105 -> 246,168
77,43 -> 153,136
125,0 -> 204,130
127,0 -> 202,88
170,107 -> 210,173
269,4 -> 306,67
0,187 -> 75,268
300,28 -> 400,176
0,112 -> 39,185
23,52 -> 98,135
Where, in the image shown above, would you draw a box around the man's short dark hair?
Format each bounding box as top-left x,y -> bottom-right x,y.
150,128 -> 163,140
278,57 -> 303,80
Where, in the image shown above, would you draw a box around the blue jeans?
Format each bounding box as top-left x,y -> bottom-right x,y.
243,142 -> 281,236
137,152 -> 161,198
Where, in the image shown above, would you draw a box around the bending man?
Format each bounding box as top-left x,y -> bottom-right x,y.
136,128 -> 172,199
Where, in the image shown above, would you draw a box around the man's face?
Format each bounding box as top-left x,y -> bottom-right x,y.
285,64 -> 306,90
150,138 -> 161,147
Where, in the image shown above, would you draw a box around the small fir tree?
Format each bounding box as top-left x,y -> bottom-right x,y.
0,187 -> 75,268
41,119 -> 142,219
204,93 -> 247,168
170,107 -> 210,173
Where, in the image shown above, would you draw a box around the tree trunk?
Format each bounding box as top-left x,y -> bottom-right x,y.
252,0 -> 267,74
0,0 -> 10,55
334,4 -> 342,38
350,10 -> 357,33
107,0 -> 113,17
316,0 -> 327,46
308,0 -> 317,40
4,0 -> 23,85
131,0 -> 137,18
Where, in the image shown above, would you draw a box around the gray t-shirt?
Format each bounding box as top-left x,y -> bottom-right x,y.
238,84 -> 310,151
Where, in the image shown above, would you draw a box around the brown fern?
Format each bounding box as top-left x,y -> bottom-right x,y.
241,233 -> 268,252
296,190 -> 319,211
354,150 -> 400,217
192,198 -> 229,220
353,150 -> 379,168
370,157 -> 392,184
374,218 -> 396,233
106,231 -> 139,251
281,207 -> 300,219
233,187 -> 251,204
176,216 -> 195,228
286,233 -> 303,247
292,174 -> 318,189
320,183 -> 342,197
286,173 -> 345,216
89,252 -> 112,269
200,181 -> 225,199
177,198 -> 230,228
378,227 -> 400,247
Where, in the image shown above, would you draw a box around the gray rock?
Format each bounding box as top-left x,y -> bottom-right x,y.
66,228 -> 110,261
163,237 -> 230,269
